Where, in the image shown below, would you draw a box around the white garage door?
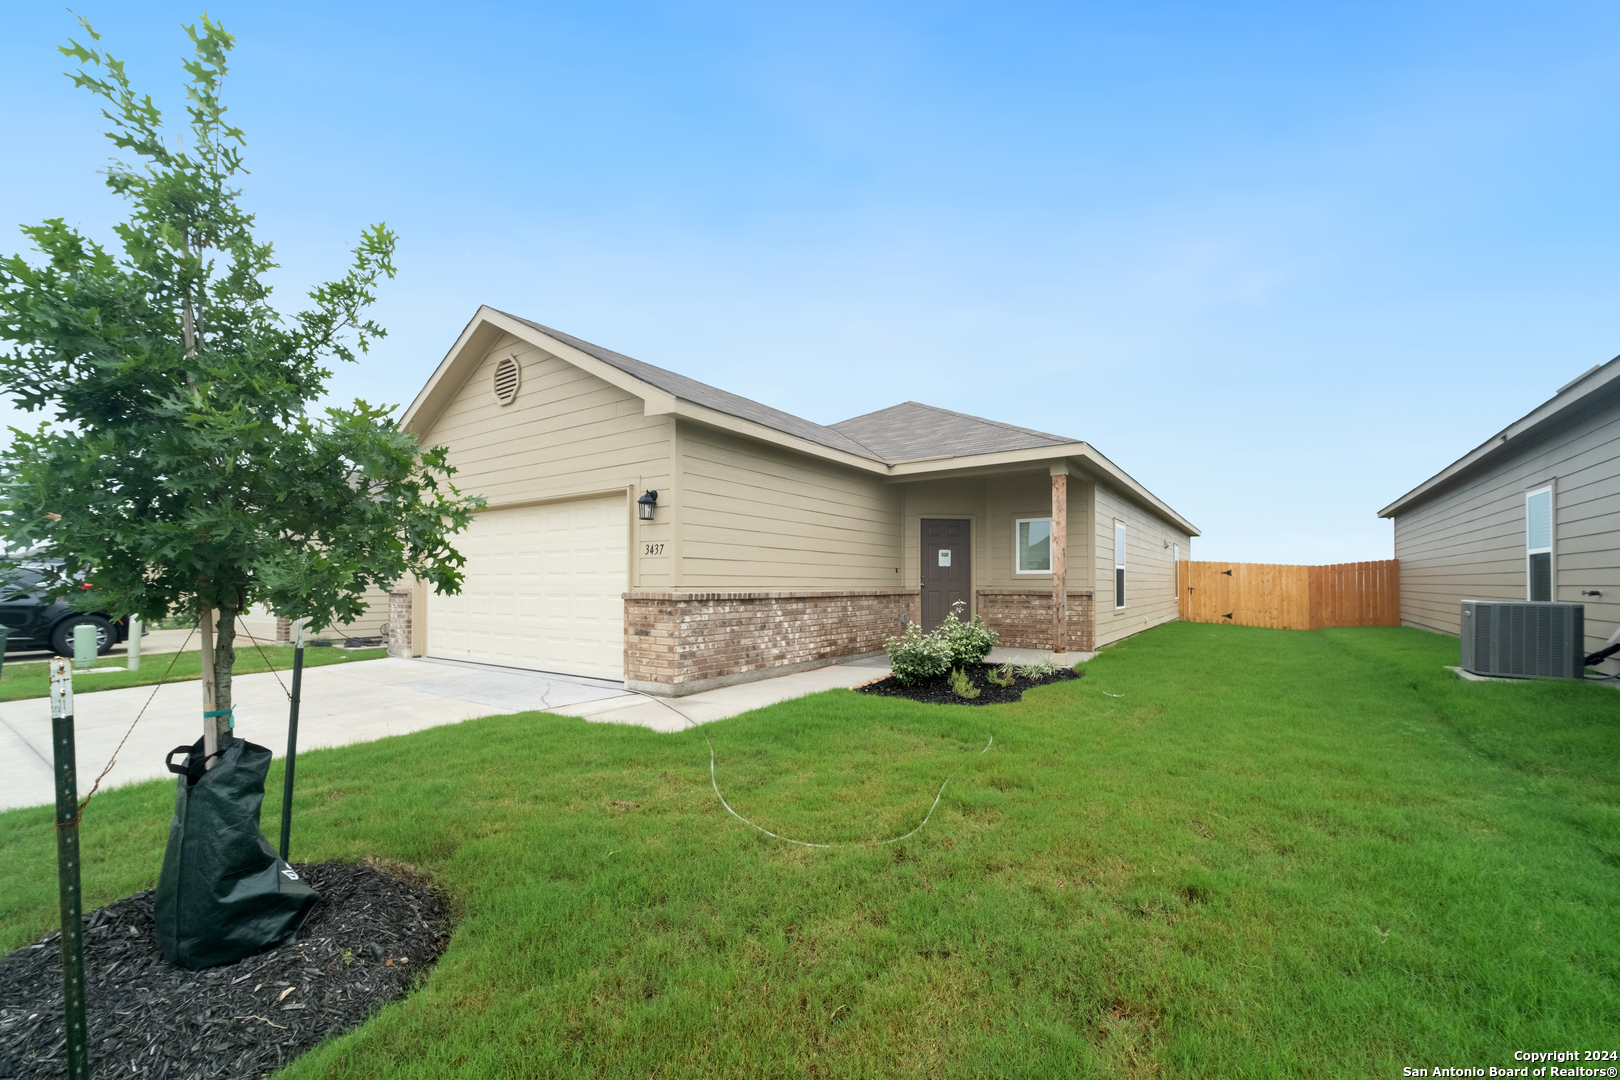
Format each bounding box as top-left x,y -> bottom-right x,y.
427,495 -> 627,679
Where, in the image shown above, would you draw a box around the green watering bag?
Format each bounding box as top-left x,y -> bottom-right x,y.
154,734 -> 320,969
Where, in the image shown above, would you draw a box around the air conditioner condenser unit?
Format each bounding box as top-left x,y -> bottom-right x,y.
1459,600 -> 1584,680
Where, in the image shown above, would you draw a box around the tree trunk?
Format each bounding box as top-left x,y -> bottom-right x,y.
212,596 -> 237,733
200,607 -> 217,760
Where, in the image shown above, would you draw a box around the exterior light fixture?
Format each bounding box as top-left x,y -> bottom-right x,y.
637,490 -> 658,521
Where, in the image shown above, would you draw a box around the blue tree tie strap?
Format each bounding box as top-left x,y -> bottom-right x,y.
203,706 -> 235,729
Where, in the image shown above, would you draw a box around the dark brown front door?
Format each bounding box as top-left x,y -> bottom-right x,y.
921,519 -> 971,631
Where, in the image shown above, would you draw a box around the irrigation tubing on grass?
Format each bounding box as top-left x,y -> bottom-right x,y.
628,688 -> 991,850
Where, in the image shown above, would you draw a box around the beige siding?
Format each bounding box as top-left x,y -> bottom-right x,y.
895,470 -> 1095,615
1393,399 -> 1620,670
679,424 -> 902,588
330,582 -> 391,639
414,333 -> 676,589
244,585 -> 391,642
1093,481 -> 1191,649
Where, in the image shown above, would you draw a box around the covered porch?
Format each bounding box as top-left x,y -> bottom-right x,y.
895,459 -> 1096,659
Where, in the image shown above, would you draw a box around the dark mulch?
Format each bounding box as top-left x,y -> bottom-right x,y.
858,661 -> 1082,706
0,860 -> 452,1080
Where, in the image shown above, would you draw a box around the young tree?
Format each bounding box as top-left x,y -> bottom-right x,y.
0,15 -> 482,754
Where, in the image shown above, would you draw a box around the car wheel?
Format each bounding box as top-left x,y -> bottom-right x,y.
51,615 -> 116,657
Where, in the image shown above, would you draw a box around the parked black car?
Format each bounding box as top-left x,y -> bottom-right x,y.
0,562 -> 137,655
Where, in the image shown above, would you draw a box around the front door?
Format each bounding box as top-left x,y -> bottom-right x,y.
921,519 -> 971,631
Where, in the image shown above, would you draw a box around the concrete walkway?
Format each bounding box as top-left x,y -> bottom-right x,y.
0,655 -> 890,812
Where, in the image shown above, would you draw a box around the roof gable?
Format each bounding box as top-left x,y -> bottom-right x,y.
1379,354 -> 1620,518
496,312 -> 881,460
831,402 -> 1075,463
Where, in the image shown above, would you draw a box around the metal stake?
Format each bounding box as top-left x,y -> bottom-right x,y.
50,658 -> 90,1080
279,618 -> 305,863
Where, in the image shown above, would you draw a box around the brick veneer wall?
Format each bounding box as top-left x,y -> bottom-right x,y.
625,588 -> 915,694
387,589 -> 414,659
976,588 -> 1096,652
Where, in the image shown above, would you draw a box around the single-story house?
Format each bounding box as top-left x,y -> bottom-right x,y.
1378,355 -> 1619,674
388,307 -> 1198,695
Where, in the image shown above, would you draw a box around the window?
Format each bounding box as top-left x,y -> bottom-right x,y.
1173,543 -> 1181,563
1114,521 -> 1127,608
1526,486 -> 1553,602
1015,518 -> 1051,574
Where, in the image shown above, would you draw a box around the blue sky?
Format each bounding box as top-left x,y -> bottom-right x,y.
3,1 -> 1617,561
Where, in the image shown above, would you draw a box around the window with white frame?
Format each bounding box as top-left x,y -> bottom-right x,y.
1114,521 -> 1127,608
1526,486 -> 1553,602
1015,517 -> 1052,574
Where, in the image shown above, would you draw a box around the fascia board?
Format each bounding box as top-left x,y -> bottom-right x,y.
399,308 -> 505,435
664,400 -> 890,475
1069,448 -> 1202,537
887,444 -> 1200,536
1377,357 -> 1620,519
481,309 -> 679,413
400,307 -> 678,437
884,445 -> 1089,478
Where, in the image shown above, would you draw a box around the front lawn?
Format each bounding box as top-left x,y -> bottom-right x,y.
0,645 -> 388,702
1,623 -> 1615,1077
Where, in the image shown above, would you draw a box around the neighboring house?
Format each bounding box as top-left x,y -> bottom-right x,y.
254,582 -> 393,646
390,307 -> 1197,695
1378,357 -> 1620,674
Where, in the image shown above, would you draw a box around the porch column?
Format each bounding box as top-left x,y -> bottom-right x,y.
1051,469 -> 1067,653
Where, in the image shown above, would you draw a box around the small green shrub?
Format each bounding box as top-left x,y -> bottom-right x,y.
1016,658 -> 1057,678
989,664 -> 1017,688
948,667 -> 981,699
883,621 -> 952,685
938,600 -> 998,667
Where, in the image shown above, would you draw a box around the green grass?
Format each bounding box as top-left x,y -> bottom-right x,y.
1,623 -> 1616,1078
0,645 -> 387,701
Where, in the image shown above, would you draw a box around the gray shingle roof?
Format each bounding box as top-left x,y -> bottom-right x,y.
500,311 -> 882,459
830,402 -> 1077,462
502,311 -> 1080,465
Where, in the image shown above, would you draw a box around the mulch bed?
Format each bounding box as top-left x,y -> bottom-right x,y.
0,860 -> 452,1080
858,661 -> 1082,706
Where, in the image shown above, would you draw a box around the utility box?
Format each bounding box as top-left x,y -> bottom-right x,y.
73,622 -> 98,670
1460,600 -> 1584,679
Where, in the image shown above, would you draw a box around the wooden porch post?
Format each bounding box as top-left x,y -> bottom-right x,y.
1051,469 -> 1068,653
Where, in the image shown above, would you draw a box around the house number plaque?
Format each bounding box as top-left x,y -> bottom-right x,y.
643,543 -> 665,556
938,549 -> 951,567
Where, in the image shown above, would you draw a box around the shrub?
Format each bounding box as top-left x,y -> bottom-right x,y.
989,664 -> 1016,688
938,601 -> 998,668
1016,658 -> 1057,678
949,667 -> 981,699
883,621 -> 952,685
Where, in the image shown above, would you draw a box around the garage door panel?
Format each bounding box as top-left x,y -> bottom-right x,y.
428,496 -> 627,679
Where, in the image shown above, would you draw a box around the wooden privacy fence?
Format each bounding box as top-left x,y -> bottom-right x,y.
1177,560 -> 1400,630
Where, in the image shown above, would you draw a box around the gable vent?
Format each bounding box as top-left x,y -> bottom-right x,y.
492,355 -> 521,405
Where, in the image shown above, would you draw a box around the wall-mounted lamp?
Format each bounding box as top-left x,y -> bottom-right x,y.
637,490 -> 659,521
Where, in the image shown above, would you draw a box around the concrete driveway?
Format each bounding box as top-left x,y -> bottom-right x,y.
0,654 -> 889,812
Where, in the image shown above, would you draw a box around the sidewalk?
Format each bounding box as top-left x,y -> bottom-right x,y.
0,654 -> 890,812
4,621 -> 284,665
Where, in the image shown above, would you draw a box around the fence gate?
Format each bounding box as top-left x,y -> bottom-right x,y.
1177,560 -> 1399,630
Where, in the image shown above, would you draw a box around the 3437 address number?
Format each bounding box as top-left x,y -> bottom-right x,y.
643,543 -> 665,556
